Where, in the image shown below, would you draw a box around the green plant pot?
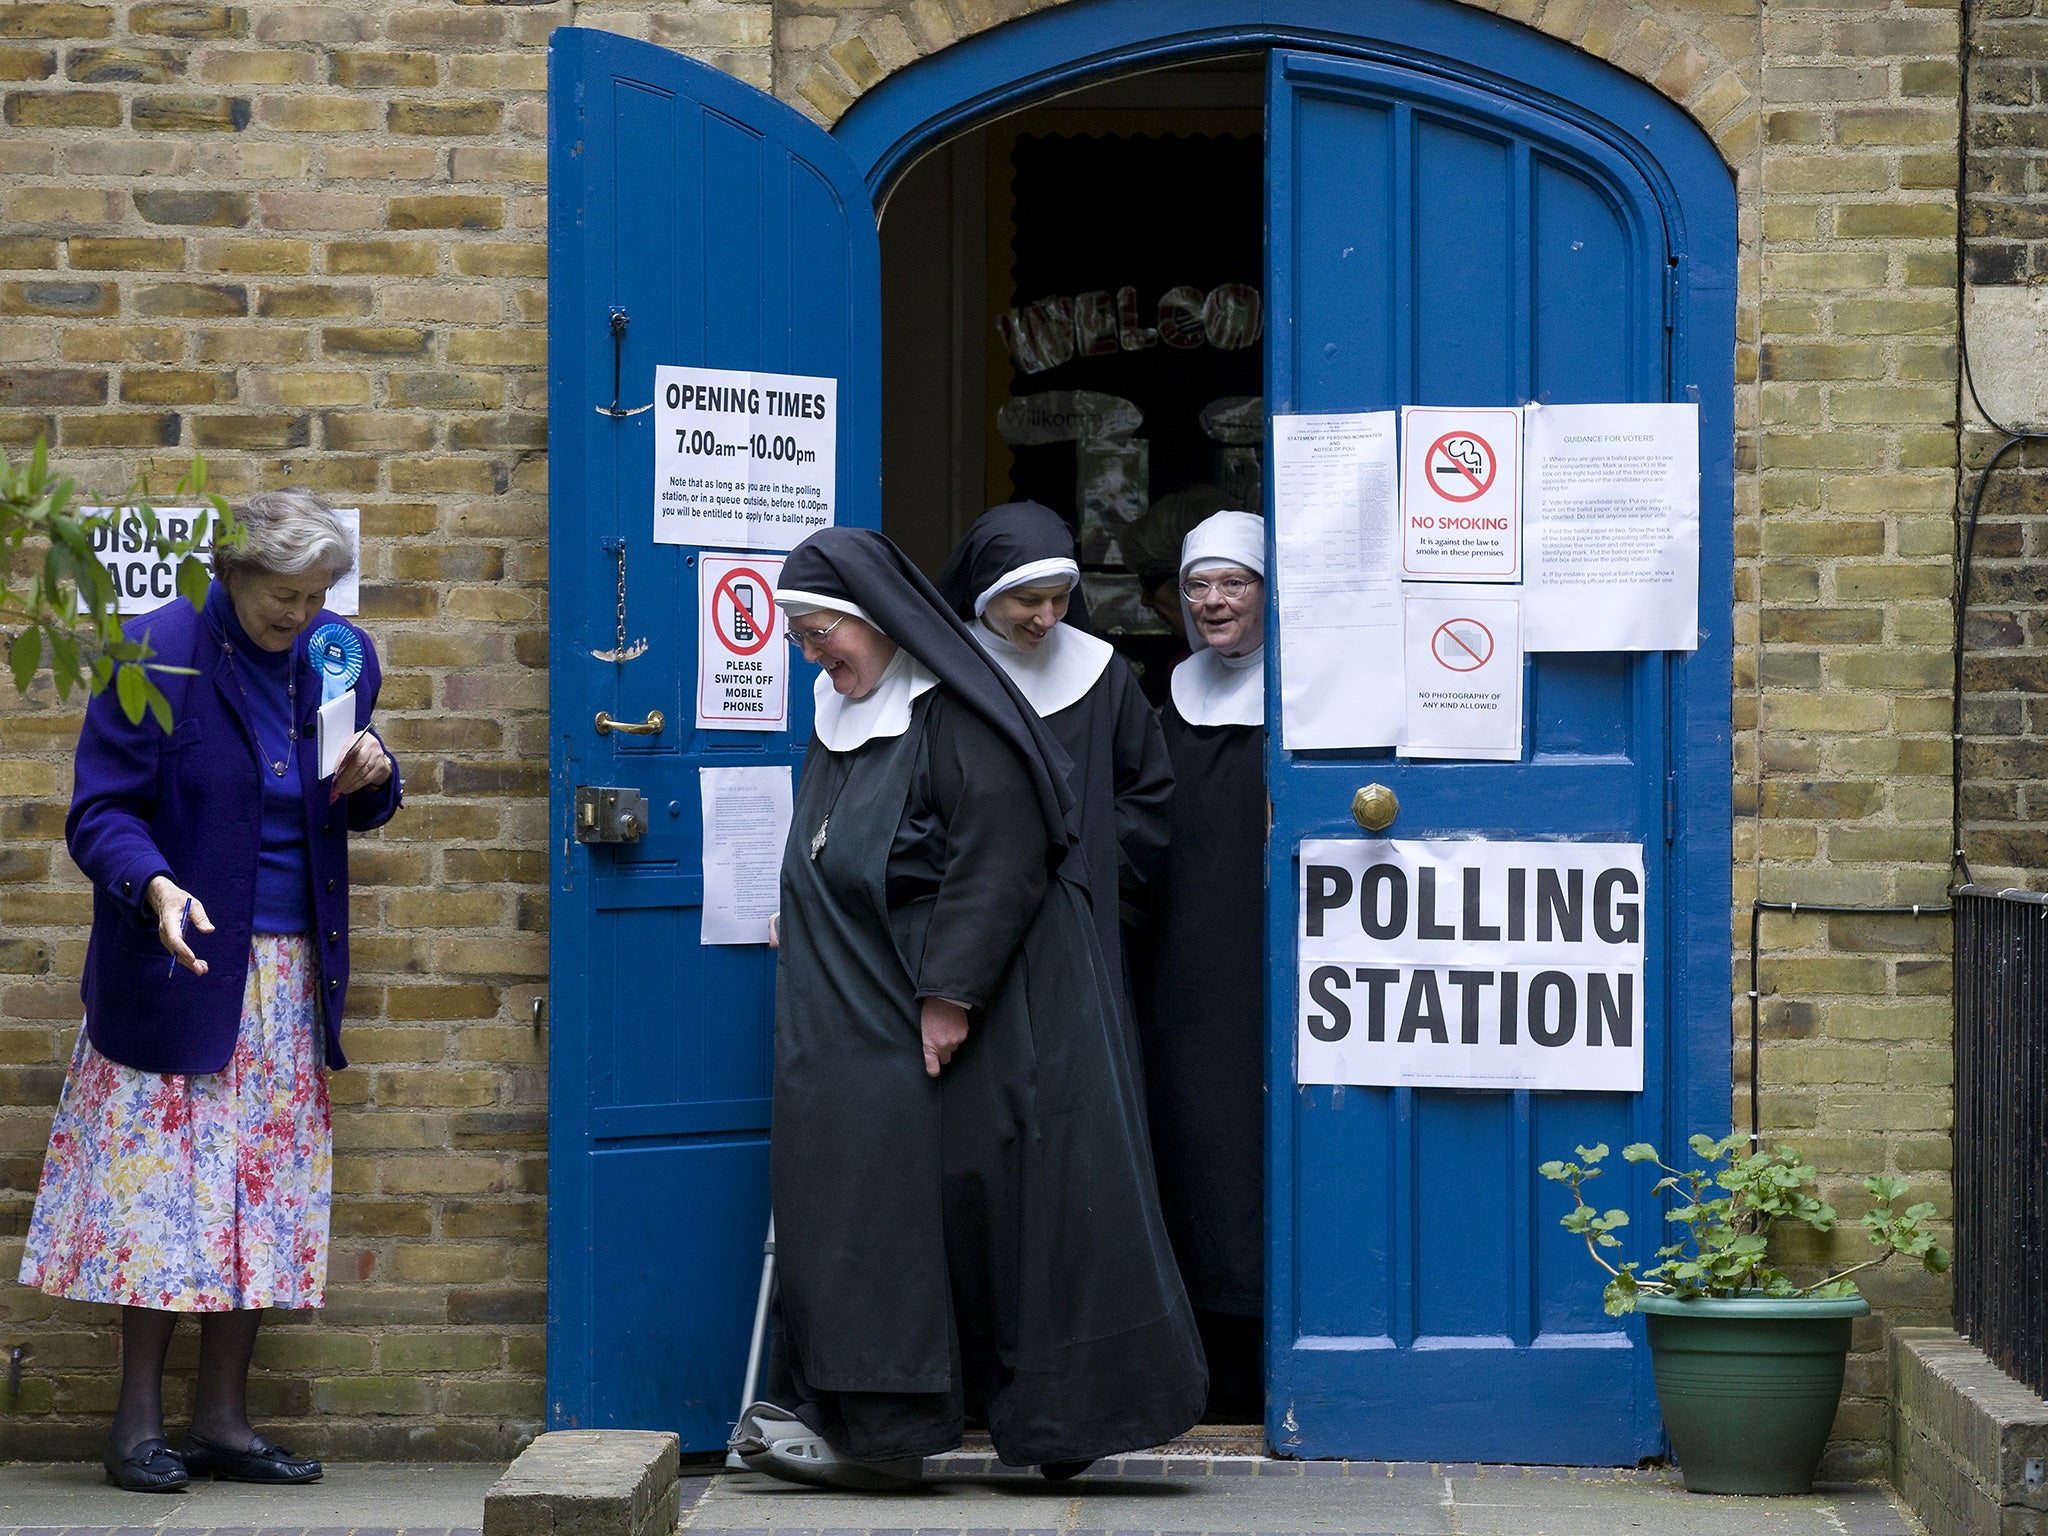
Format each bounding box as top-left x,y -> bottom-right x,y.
1636,1293 -> 1870,1495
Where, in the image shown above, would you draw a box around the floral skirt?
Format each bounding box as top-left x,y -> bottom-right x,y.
18,933 -> 332,1312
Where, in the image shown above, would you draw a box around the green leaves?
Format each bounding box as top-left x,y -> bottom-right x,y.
0,438 -> 237,730
7,627 -> 41,694
1545,1134 -> 1951,1310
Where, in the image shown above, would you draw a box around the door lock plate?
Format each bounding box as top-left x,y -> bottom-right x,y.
576,785 -> 650,844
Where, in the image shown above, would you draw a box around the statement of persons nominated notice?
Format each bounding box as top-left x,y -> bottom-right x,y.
1270,411 -> 1405,751
653,365 -> 837,552
1297,838 -> 1646,1093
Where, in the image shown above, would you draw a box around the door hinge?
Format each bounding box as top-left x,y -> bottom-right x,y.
1664,772 -> 1676,844
1663,259 -> 1682,332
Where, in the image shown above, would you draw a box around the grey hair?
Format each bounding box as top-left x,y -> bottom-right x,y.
213,489 -> 355,587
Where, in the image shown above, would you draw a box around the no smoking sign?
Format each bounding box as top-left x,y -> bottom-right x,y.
1400,405 -> 1523,582
697,552 -> 789,731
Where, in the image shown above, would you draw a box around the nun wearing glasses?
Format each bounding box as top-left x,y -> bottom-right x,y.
1139,508 -> 1268,1422
732,526 -> 1203,1490
936,501 -> 1173,1013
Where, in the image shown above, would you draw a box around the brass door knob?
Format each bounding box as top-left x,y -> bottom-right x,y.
1352,783 -> 1398,832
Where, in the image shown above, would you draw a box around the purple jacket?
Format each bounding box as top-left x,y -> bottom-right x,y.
65,584 -> 403,1074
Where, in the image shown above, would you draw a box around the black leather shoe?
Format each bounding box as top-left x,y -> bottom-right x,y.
103,1436 -> 189,1493
1040,1458 -> 1096,1481
182,1431 -> 323,1484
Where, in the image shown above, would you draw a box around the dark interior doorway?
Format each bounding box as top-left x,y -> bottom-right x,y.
879,56 -> 1264,703
877,57 -> 1271,1425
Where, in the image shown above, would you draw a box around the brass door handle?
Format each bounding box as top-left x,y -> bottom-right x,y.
595,709 -> 665,737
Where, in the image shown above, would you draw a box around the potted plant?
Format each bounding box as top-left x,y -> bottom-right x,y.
1540,1135 -> 1948,1495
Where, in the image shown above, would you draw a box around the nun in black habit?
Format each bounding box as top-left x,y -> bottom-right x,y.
736,527 -> 1205,1488
1140,509 -> 1269,1422
936,501 -> 1174,1011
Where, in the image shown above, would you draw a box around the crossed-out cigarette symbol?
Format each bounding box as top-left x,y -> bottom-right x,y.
1425,432 -> 1496,501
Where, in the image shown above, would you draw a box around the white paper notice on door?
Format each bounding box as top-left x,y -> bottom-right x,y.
1295,838 -> 1646,1093
1399,587 -> 1523,760
1522,401 -> 1699,652
653,365 -> 836,551
699,765 -> 793,946
1398,405 -> 1523,582
1271,411 -> 1405,750
696,552 -> 788,732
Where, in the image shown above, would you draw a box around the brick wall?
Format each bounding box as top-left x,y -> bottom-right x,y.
0,0 -> 556,1460
1957,0 -> 2048,891
1745,0 -> 1964,1478
0,0 -> 1968,1471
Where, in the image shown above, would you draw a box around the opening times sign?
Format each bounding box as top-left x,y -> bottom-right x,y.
653,364 -> 837,552
1297,838 -> 1645,1093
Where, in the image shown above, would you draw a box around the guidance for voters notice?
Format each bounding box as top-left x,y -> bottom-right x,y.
653,365 -> 836,551
1521,401 -> 1699,652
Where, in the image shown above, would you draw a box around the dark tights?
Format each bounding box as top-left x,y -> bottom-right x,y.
112,1306 -> 263,1456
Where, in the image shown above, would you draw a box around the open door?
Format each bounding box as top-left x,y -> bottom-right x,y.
545,26 -> 881,1447
1263,48 -> 1722,1463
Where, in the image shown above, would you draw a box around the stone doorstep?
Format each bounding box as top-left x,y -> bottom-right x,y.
1891,1327 -> 2048,1536
485,1429 -> 684,1536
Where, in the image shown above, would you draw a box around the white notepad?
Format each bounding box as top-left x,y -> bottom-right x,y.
317,690 -> 358,779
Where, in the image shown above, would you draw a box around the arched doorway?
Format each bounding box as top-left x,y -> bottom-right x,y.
545,0 -> 1734,1462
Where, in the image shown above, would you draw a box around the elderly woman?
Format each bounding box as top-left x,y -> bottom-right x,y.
18,490 -> 400,1493
733,527 -> 1203,1488
1140,509 -> 1267,1423
936,501 -> 1172,1014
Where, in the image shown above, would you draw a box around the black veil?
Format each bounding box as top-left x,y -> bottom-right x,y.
780,526 -> 1078,852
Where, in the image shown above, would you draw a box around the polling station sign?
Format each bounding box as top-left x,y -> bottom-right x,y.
652,365 -> 836,552
1297,838 -> 1645,1093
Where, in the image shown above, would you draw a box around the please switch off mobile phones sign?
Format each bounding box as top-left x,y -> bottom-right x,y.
696,552 -> 788,732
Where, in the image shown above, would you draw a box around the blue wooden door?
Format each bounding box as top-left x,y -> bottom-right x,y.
1264,49 -> 1727,1463
546,27 -> 880,1447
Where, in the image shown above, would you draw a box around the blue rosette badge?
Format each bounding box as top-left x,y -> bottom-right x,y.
308,621 -> 364,705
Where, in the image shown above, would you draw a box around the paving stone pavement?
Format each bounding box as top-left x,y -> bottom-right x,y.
681,1457 -> 1928,1536
0,1461 -> 502,1536
0,1457 -> 1926,1536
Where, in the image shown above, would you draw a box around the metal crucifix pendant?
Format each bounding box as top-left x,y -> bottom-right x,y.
808,817 -> 829,861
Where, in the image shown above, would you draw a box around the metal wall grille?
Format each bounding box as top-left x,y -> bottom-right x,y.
1954,885 -> 2048,1396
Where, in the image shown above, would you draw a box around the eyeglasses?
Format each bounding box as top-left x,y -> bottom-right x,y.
786,613 -> 847,649
1181,576 -> 1260,602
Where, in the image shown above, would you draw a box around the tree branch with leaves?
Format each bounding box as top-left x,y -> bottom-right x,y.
1,438 -> 239,731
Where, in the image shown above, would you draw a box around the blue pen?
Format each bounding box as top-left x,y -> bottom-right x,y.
167,896 -> 190,978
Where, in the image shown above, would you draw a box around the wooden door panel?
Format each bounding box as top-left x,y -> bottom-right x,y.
547,26 -> 880,1449
1267,47 -> 1678,1463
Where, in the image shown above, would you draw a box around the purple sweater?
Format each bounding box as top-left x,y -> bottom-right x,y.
65,583 -> 402,1074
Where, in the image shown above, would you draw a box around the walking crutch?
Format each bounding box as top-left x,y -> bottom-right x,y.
725,1216 -> 776,1470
